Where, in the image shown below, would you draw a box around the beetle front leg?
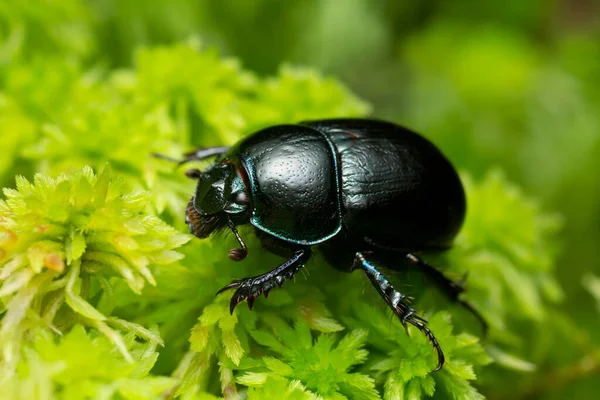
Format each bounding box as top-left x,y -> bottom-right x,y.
217,248 -> 312,314
153,146 -> 229,165
353,252 -> 445,372
180,147 -> 230,164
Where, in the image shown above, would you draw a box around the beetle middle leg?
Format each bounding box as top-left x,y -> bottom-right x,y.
404,253 -> 488,334
217,248 -> 312,314
353,251 -> 445,372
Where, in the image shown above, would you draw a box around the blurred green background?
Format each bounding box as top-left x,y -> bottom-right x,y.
2,0 -> 599,398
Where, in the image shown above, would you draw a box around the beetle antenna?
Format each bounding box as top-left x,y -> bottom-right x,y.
227,219 -> 248,261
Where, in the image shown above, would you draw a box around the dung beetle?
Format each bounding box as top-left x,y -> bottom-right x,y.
165,119 -> 486,371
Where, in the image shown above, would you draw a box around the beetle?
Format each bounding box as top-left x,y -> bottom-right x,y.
166,119 -> 485,371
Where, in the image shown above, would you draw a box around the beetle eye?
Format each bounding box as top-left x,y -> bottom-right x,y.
233,192 -> 249,205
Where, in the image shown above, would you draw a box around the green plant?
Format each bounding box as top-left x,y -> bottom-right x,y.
0,3 -> 588,398
0,165 -> 189,368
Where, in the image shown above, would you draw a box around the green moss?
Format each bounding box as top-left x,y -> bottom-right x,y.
0,325 -> 176,400
0,165 -> 189,368
0,4 -> 571,398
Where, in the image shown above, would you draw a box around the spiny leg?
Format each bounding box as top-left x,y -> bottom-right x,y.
217,248 -> 311,314
405,253 -> 488,334
354,252 -> 445,372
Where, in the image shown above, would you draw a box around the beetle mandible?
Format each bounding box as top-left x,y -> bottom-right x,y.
170,119 -> 486,371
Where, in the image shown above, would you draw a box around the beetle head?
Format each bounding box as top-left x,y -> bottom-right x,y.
186,161 -> 250,238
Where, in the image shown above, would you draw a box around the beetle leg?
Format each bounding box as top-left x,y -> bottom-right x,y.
353,252 -> 445,372
152,146 -> 230,165
217,248 -> 311,314
405,253 -> 488,335
180,147 -> 230,165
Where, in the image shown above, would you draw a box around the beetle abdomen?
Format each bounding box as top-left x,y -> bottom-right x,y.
304,119 -> 466,251
236,125 -> 343,244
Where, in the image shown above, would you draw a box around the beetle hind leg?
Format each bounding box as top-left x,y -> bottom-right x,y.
217,248 -> 311,314
405,253 -> 488,334
354,252 -> 445,372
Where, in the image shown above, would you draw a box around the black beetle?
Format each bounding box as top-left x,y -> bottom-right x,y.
167,119 -> 485,371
